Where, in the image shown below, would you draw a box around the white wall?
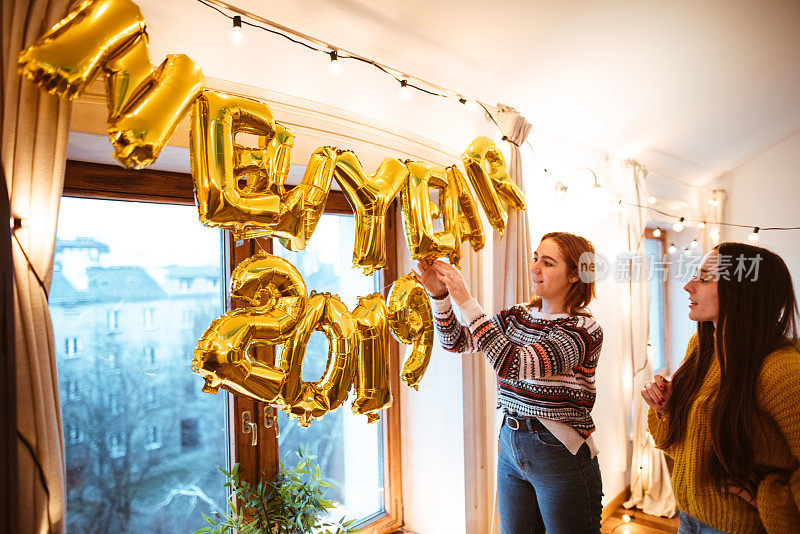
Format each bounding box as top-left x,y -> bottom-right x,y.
714,131 -> 800,299
520,127 -> 636,507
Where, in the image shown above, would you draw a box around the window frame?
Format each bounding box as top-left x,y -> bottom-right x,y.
62,158 -> 404,532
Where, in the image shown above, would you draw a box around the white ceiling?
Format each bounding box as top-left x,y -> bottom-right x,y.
123,0 -> 800,184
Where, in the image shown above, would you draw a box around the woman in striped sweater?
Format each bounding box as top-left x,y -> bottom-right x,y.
416,231 -> 604,534
642,243 -> 800,533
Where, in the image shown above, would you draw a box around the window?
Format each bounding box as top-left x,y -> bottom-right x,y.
108,394 -> 122,415
645,229 -> 668,373
107,309 -> 120,331
181,418 -> 200,450
53,177 -> 228,533
181,309 -> 194,328
58,148 -> 402,531
144,346 -> 157,367
64,337 -> 79,358
66,423 -> 83,444
145,386 -> 158,407
143,307 -> 155,329
109,433 -> 126,458
146,425 -> 161,450
64,379 -> 82,400
269,215 -> 387,521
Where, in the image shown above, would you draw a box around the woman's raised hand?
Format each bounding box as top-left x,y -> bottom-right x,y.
433,260 -> 472,306
641,374 -> 672,414
414,259 -> 447,297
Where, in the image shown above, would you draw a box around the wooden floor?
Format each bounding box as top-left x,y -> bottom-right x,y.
601,505 -> 679,533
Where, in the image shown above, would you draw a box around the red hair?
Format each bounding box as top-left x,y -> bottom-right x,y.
531,231 -> 596,317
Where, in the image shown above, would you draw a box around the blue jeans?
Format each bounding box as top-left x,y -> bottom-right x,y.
677,512 -> 729,534
497,422 -> 603,534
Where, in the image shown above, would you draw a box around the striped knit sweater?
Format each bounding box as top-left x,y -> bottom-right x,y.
431,295 -> 603,438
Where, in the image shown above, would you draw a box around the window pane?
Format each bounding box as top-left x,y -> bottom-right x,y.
645,237 -> 667,372
52,197 -> 228,533
271,214 -> 385,523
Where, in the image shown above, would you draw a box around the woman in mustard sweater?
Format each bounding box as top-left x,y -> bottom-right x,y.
642,242 -> 800,533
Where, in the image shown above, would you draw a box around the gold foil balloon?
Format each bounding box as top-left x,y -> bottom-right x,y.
279,292 -> 358,426
18,0 -> 205,168
461,136 -> 527,234
236,123 -> 294,198
191,253 -> 307,403
387,274 -> 434,390
351,294 -> 392,423
447,165 -> 485,252
402,161 -> 462,267
334,150 -> 408,274
192,90 -> 282,234
18,0 -> 146,100
192,89 -> 337,247
269,146 -> 337,251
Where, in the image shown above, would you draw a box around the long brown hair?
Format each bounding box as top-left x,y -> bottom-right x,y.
531,231 -> 596,317
662,242 -> 799,493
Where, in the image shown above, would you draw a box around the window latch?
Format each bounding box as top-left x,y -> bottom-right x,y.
264,406 -> 279,438
242,411 -> 257,446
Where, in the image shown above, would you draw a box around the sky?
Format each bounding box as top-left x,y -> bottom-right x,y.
57,197 -> 222,268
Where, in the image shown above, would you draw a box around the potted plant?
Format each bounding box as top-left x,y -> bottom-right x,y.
194,447 -> 356,534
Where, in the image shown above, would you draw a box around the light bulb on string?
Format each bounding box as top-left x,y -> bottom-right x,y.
590,183 -> 612,214
709,226 -> 720,242
698,221 -> 706,229
328,50 -> 343,76
648,196 -> 656,204
229,15 -> 245,45
748,227 -> 760,244
652,228 -> 662,238
690,239 -> 699,249
398,79 -> 412,100
673,217 -> 685,232
683,247 -> 690,256
668,243 -> 677,254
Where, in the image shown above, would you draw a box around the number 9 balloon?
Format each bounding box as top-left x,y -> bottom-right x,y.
387,273 -> 434,390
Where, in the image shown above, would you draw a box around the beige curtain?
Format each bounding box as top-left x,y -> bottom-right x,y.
622,163 -> 676,517
494,104 -> 533,309
482,105 -> 533,534
2,1 -> 73,532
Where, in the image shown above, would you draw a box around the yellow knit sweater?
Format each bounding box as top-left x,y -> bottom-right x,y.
648,334 -> 800,534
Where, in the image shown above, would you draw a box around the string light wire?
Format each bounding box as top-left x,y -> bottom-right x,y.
196,0 -> 798,236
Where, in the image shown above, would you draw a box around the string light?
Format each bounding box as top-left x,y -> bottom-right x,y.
228,15 -> 244,45
195,1 -> 800,242
398,79 -> 412,100
748,227 -> 760,244
668,243 -> 677,254
328,50 -> 342,76
683,247 -> 690,256
622,514 -> 632,523
652,228 -> 662,238
198,0 -> 490,112
690,239 -> 699,248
